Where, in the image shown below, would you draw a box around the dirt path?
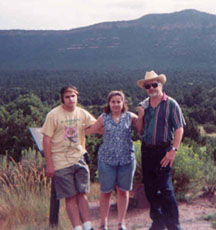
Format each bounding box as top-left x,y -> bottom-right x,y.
90,196 -> 216,230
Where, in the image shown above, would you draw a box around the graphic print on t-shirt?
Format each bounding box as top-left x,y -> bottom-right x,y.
64,125 -> 78,143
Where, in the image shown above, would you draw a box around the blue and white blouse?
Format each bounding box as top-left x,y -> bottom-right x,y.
98,112 -> 135,166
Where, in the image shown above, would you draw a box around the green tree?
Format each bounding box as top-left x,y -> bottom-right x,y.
0,94 -> 48,160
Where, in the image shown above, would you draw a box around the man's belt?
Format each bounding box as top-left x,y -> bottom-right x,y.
142,142 -> 171,149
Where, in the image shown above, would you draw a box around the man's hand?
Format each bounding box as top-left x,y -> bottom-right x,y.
160,150 -> 177,167
138,106 -> 145,118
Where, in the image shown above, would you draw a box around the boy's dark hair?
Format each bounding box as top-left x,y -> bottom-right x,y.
60,86 -> 79,103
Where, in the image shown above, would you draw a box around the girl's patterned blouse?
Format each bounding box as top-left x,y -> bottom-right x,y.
98,112 -> 135,166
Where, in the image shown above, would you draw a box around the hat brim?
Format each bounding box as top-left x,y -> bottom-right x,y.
137,75 -> 166,89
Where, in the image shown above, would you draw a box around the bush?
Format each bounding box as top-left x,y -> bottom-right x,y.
173,144 -> 204,200
133,141 -> 143,184
201,157 -> 216,195
133,142 -> 206,200
86,135 -> 103,182
203,123 -> 216,134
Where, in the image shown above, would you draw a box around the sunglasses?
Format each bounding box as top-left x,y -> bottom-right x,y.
144,82 -> 160,90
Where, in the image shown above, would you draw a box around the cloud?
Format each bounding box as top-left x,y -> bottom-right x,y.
104,0 -> 146,10
0,0 -> 215,30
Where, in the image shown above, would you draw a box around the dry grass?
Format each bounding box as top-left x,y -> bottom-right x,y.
0,155 -> 51,230
0,150 -> 101,230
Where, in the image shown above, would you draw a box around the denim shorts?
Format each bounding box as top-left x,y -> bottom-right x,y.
98,159 -> 136,193
54,159 -> 90,199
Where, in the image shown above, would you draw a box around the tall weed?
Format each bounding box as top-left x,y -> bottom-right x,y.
0,149 -> 101,230
0,149 -> 50,230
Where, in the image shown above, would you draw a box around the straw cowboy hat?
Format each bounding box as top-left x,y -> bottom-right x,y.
137,70 -> 167,89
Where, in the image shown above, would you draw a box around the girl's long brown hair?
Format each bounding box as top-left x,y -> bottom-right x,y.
104,90 -> 128,114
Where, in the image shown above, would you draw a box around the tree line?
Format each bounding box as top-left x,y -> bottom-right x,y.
1,69 -> 216,161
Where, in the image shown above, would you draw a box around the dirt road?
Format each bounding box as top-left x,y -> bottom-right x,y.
90,196 -> 216,230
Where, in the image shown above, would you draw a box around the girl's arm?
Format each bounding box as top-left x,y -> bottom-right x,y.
136,106 -> 145,134
85,115 -> 104,135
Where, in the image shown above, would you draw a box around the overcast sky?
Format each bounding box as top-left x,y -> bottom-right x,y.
0,0 -> 215,30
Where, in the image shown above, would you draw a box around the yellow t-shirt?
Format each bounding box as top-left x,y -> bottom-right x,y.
41,105 -> 96,170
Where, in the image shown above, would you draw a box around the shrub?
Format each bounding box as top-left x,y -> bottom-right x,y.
133,141 -> 142,184
86,135 -> 103,182
173,144 -> 204,200
203,123 -> 216,134
201,157 -> 216,195
133,142 -> 206,200
133,140 -> 216,202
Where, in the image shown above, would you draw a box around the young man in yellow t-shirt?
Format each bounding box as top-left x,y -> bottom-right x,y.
41,86 -> 96,230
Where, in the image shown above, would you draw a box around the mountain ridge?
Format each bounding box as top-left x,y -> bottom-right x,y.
0,9 -> 216,71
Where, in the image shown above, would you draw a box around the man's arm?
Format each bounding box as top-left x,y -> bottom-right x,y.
160,127 -> 184,167
130,112 -> 138,127
43,134 -> 55,178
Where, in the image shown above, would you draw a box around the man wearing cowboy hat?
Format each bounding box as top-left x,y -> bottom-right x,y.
136,71 -> 185,230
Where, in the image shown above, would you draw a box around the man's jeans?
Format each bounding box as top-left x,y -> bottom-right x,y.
141,143 -> 181,230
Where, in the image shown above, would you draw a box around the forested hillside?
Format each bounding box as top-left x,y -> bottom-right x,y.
0,9 -> 216,71
1,69 -> 216,160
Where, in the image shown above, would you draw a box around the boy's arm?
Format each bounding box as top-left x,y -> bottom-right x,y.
43,134 -> 55,178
